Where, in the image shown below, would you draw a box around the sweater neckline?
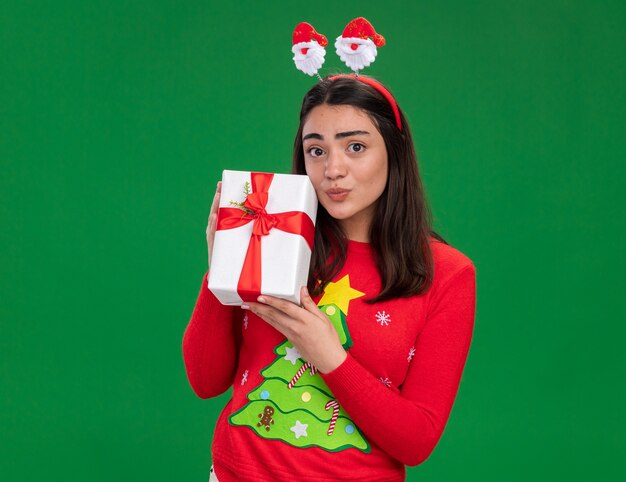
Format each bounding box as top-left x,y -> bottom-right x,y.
347,239 -> 373,256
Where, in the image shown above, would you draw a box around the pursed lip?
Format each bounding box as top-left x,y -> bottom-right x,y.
325,188 -> 351,200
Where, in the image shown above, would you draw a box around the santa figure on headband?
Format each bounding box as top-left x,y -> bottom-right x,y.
335,17 -> 385,72
292,22 -> 328,77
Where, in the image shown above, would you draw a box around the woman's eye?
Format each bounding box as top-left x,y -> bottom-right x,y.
348,143 -> 365,153
307,147 -> 325,157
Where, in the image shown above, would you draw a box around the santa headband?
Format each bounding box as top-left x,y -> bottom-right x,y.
292,17 -> 402,131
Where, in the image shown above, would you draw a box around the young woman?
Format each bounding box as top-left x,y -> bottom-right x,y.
183,76 -> 477,482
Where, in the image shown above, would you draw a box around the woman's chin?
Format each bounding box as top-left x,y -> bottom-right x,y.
322,205 -> 354,221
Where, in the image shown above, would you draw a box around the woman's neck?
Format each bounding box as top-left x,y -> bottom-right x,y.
338,211 -> 373,242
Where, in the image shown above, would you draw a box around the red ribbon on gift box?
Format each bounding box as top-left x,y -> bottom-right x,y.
216,172 -> 315,302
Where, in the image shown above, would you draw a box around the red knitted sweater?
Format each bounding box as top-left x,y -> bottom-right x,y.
183,238 -> 476,481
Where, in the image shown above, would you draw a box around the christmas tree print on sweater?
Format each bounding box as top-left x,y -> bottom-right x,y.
229,275 -> 370,452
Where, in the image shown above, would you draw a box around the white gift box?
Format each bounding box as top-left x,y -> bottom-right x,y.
208,170 -> 318,306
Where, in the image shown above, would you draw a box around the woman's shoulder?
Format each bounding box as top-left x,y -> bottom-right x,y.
428,236 -> 475,286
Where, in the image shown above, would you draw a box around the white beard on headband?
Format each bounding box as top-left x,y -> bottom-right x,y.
292,41 -> 326,76
335,37 -> 378,72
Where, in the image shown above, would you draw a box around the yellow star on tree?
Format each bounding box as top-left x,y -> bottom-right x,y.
317,275 -> 365,315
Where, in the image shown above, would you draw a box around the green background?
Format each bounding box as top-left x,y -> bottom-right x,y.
1,1 -> 624,480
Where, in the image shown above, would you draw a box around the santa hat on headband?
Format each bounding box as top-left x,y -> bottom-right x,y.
292,22 -> 328,77
335,17 -> 385,72
293,22 -> 328,46
340,17 -> 385,47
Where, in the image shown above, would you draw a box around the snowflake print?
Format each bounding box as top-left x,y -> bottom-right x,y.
241,370 -> 249,386
378,377 -> 392,388
243,313 -> 249,330
407,346 -> 416,362
375,310 -> 391,326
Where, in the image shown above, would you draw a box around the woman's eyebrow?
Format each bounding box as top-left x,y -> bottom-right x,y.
303,130 -> 370,141
335,130 -> 370,139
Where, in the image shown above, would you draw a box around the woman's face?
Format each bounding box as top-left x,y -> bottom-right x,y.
302,104 -> 388,241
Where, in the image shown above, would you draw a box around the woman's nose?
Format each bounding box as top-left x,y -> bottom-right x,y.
324,150 -> 347,180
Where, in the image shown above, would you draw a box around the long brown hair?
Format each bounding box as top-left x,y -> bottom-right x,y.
292,76 -> 447,303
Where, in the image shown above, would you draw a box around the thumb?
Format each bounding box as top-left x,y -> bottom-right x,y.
300,286 -> 322,317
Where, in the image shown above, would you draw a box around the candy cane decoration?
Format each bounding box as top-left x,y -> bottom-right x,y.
325,400 -> 340,435
288,362 -> 318,389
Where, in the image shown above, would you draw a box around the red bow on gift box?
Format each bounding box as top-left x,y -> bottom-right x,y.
216,172 -> 315,302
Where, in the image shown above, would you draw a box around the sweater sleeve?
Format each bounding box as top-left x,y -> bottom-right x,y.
182,272 -> 242,399
320,263 -> 476,466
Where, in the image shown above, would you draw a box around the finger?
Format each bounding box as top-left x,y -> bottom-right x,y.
257,295 -> 304,320
206,212 -> 216,231
207,182 -> 221,237
207,182 -> 222,270
299,286 -> 324,319
210,192 -> 221,216
246,302 -> 291,334
209,182 -> 222,216
248,301 -> 290,323
206,213 -> 218,241
207,212 -> 218,266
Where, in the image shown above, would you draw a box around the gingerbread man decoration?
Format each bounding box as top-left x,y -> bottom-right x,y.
257,405 -> 275,432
